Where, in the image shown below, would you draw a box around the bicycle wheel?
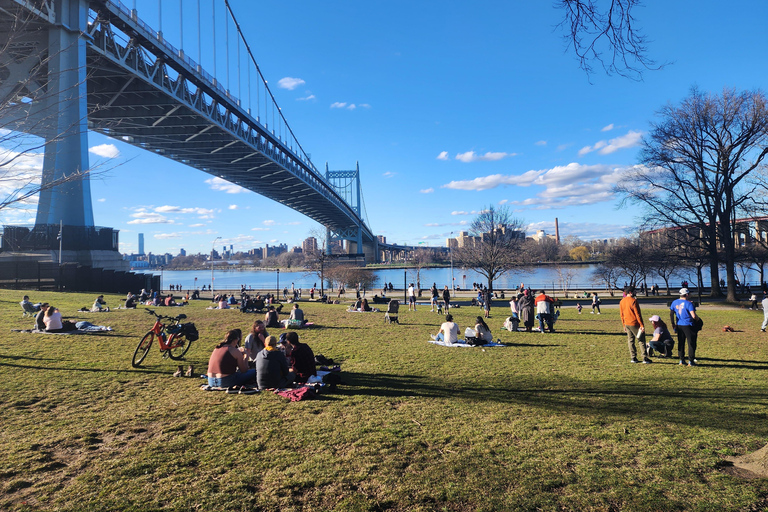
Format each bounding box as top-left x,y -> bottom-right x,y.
132,331 -> 154,367
167,334 -> 192,360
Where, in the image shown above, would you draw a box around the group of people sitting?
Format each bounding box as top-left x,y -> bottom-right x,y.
433,315 -> 495,345
206,323 -> 317,389
348,298 -> 376,312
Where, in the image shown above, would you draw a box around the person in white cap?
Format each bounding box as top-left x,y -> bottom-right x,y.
647,315 -> 674,357
669,288 -> 699,366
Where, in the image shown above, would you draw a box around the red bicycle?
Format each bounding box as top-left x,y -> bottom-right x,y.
131,309 -> 198,367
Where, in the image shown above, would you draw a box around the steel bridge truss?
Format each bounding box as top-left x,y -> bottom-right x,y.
80,0 -> 374,244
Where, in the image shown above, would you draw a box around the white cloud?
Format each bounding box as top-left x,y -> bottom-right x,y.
347,104 -> 356,110
228,204 -> 238,210
442,162 -> 640,209
601,123 -> 615,132
330,102 -> 347,109
97,198 -> 106,202
383,171 -> 396,178
205,177 -> 249,194
286,221 -> 301,225
189,223 -> 205,227
297,94 -> 315,101
154,205 -> 215,217
89,143 -> 120,158
455,151 -> 516,163
359,104 -> 371,108
578,130 -> 642,156
535,140 -> 547,146
330,102 -> 366,110
263,220 -> 276,226
420,188 -> 434,194
154,232 -> 182,239
251,227 -> 270,231
127,210 -> 173,224
436,151 -> 449,161
278,77 -> 305,90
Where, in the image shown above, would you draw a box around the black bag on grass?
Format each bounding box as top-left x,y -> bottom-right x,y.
182,323 -> 199,341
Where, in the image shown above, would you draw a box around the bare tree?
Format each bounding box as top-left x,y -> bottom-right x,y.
453,205 -> 525,292
556,0 -> 663,80
591,262 -> 621,296
618,87 -> 768,301
409,247 -> 435,297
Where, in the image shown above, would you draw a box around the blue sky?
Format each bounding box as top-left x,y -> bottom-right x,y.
4,0 -> 767,256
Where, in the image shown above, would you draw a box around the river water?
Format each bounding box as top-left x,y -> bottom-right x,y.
141,264 -> 721,292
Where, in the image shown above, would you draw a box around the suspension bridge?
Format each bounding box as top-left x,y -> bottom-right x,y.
0,0 -> 387,265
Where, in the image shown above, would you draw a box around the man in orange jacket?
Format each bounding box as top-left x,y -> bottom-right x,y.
619,286 -> 651,364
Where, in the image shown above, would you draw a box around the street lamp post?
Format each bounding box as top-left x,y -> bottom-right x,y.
211,236 -> 221,294
160,266 -> 164,292
276,268 -> 280,298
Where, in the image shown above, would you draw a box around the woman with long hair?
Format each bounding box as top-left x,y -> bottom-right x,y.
474,316 -> 493,344
648,315 -> 674,357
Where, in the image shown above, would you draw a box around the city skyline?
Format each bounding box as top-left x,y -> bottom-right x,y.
1,0 -> 764,256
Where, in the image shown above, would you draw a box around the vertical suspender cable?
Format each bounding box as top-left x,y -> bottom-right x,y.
212,0 -> 217,84
225,10 -> 229,92
237,35 -> 241,101
158,0 -> 162,38
197,0 -> 201,66
179,0 -> 183,52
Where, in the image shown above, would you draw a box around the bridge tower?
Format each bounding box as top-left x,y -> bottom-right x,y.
0,0 -> 125,270
325,162 -> 370,260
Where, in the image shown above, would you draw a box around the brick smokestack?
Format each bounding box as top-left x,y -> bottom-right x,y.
555,217 -> 560,244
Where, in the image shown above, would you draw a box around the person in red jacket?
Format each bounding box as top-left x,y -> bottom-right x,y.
619,286 -> 650,364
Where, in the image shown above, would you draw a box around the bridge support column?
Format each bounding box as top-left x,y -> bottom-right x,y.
35,0 -> 94,227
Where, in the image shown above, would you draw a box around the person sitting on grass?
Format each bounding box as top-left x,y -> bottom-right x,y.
21,295 -> 40,313
244,320 -> 268,363
91,295 -> 110,312
35,303 -> 49,330
164,294 -> 177,307
256,335 -> 294,389
265,306 -> 281,328
44,306 -> 64,332
647,315 -> 674,357
474,316 -> 493,344
361,298 -> 373,312
206,329 -> 255,388
284,331 -> 316,384
218,295 -> 230,309
433,314 -> 460,343
289,303 -> 305,324
125,293 -> 137,309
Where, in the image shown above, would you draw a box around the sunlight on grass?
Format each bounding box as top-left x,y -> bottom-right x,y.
1,290 -> 768,510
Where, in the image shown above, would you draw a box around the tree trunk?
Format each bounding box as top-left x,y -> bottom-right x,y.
709,257 -> 722,297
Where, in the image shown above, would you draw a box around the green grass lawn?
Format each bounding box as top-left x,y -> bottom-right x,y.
1,290 -> 768,511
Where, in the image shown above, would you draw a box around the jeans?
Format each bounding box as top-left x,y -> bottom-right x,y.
208,368 -> 256,388
538,313 -> 553,332
649,339 -> 672,356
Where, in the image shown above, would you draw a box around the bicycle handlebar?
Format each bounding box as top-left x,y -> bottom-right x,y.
145,308 -> 187,322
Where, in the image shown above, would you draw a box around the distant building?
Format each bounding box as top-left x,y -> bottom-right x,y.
138,233 -> 144,255
291,246 -> 303,254
179,248 -> 186,257
377,235 -> 387,244
303,236 -> 318,254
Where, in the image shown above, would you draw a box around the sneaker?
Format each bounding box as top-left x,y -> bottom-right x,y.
762,328 -> 766,332
688,361 -> 697,366
630,358 -> 639,363
597,312 -> 601,315
679,360 -> 686,366
185,365 -> 194,377
643,358 -> 652,364
590,311 -> 594,314
173,365 -> 183,377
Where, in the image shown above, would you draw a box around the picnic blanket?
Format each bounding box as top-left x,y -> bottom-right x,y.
12,329 -> 99,335
200,384 -> 260,394
428,339 -> 506,347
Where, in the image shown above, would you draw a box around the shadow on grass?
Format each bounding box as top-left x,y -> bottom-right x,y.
0,360 -> 170,375
342,371 -> 768,435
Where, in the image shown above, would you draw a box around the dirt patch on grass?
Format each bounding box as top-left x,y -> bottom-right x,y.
724,443 -> 768,479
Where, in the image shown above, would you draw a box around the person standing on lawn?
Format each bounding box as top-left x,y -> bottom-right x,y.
762,293 -> 768,332
620,286 -> 650,364
670,288 -> 699,366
